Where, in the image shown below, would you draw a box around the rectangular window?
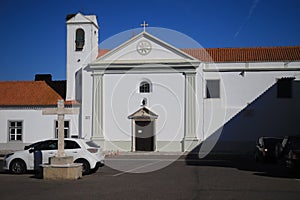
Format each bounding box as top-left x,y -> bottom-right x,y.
8,121 -> 23,141
277,78 -> 293,98
55,121 -> 70,138
206,80 -> 220,98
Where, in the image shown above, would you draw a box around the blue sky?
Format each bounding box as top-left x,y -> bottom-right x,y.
0,0 -> 299,81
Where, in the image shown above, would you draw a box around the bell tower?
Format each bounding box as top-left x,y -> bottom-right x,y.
66,13 -> 99,100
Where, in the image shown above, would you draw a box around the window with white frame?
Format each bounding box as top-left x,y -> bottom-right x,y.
8,121 -> 23,141
55,120 -> 70,138
206,79 -> 220,98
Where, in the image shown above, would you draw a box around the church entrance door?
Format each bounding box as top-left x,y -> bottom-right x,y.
135,120 -> 154,151
128,107 -> 158,152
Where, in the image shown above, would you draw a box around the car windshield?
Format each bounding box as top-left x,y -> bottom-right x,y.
86,141 -> 100,148
24,141 -> 43,150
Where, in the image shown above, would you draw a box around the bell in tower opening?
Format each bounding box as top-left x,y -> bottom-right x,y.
75,28 -> 85,51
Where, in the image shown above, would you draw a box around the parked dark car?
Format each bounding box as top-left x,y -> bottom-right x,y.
279,136 -> 300,170
255,137 -> 283,162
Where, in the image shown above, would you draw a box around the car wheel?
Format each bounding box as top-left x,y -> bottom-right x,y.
90,165 -> 100,174
10,159 -> 26,174
75,159 -> 90,175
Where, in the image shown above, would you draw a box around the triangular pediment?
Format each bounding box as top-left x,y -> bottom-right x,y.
88,31 -> 200,72
66,13 -> 98,28
128,107 -> 158,120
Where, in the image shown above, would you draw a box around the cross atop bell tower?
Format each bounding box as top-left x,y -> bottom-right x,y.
140,20 -> 148,32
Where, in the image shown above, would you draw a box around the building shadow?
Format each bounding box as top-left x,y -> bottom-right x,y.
186,79 -> 300,179
185,143 -> 298,179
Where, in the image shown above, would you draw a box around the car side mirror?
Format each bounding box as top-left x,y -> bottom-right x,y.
29,148 -> 35,153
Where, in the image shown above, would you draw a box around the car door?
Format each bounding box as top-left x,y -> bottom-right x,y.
27,141 -> 43,169
64,140 -> 82,160
36,140 -> 58,164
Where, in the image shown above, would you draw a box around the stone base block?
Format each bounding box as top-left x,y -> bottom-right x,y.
50,156 -> 73,165
42,163 -> 82,180
183,138 -> 199,152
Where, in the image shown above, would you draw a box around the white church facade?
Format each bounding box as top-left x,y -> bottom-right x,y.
1,13 -> 300,154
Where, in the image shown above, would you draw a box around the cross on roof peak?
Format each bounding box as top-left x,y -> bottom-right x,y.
140,20 -> 148,32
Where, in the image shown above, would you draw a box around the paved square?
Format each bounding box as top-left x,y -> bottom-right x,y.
1,156 -> 300,200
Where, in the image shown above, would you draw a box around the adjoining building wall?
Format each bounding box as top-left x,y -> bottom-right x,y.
195,62 -> 300,154
0,108 -> 79,151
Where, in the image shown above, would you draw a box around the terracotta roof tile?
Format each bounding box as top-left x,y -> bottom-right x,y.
97,49 -> 110,58
182,46 -> 300,62
98,46 -> 300,62
0,81 -> 66,106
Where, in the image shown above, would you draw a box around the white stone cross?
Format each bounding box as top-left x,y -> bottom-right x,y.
42,100 -> 79,157
140,20 -> 148,32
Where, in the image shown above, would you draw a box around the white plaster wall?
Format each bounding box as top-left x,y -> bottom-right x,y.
103,73 -> 185,144
0,108 -> 79,150
66,19 -> 98,100
80,69 -> 93,139
200,66 -> 300,153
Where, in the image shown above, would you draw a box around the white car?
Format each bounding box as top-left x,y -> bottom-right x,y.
3,138 -> 105,175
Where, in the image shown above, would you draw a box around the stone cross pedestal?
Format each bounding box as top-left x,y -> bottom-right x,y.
41,100 -> 82,180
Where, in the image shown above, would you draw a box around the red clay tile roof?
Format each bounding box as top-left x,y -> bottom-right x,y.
97,49 -> 110,58
98,46 -> 300,62
182,46 -> 300,62
0,81 -> 74,106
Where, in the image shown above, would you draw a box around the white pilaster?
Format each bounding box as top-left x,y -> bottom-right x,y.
131,120 -> 135,152
92,73 -> 105,145
183,72 -> 198,151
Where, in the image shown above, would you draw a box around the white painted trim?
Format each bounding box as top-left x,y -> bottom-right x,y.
183,72 -> 198,150
90,59 -> 200,66
91,74 -> 104,140
130,119 -> 157,152
204,68 -> 300,72
92,68 -> 197,75
203,62 -> 300,72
